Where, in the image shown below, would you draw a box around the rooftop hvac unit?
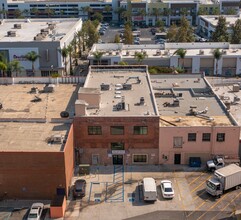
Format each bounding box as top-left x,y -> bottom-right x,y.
100,83 -> 110,91
13,23 -> 21,29
41,28 -> 49,34
140,97 -> 145,105
7,31 -> 16,37
123,83 -> 132,90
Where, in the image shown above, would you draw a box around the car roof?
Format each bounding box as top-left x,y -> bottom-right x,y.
161,180 -> 172,187
31,203 -> 44,208
75,179 -> 86,186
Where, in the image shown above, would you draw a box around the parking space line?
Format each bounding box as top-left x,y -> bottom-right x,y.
210,191 -> 241,220
196,193 -> 229,220
188,172 -> 205,186
191,175 -> 211,193
193,190 -> 206,201
187,201 -> 206,218
174,173 -> 186,210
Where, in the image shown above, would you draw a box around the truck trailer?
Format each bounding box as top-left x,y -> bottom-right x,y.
142,177 -> 157,202
206,164 -> 241,197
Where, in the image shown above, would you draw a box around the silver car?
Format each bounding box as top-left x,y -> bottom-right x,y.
27,203 -> 44,220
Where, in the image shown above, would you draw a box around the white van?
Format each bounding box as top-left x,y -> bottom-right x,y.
142,177 -> 157,202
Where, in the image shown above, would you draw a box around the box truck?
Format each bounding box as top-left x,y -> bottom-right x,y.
206,164 -> 241,197
142,177 -> 157,202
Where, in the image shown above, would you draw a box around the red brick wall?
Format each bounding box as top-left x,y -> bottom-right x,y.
73,116 -> 159,164
0,152 -> 66,199
63,125 -> 74,197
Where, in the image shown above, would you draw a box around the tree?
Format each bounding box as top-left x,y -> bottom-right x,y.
93,12 -> 103,22
115,7 -> 126,22
119,61 -> 128,65
22,9 -> 29,17
152,8 -> 160,21
0,62 -> 7,77
231,19 -> 241,44
93,51 -> 104,65
59,47 -> 68,76
211,7 -> 220,15
156,20 -> 165,32
174,48 -> 187,69
123,24 -> 133,44
9,60 -> 23,77
82,20 -> 99,49
198,7 -> 209,15
134,51 -> 148,64
211,16 -> 229,42
82,6 -> 93,20
45,7 -> 54,18
212,48 -> 222,76
166,24 -> 178,42
13,9 -> 22,18
114,34 -> 121,43
25,51 -> 40,76
226,8 -> 237,15
30,7 -> 39,17
175,17 -> 194,42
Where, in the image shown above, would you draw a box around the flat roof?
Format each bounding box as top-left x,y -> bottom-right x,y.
209,77 -> 241,127
200,15 -> 241,27
83,66 -> 158,116
0,84 -> 78,151
0,18 -> 80,42
90,43 -> 241,59
151,74 -> 234,127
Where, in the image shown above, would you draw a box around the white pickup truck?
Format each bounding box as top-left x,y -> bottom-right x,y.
207,156 -> 240,172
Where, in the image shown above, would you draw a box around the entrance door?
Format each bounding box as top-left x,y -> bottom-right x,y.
174,154 -> 181,164
113,155 -> 123,165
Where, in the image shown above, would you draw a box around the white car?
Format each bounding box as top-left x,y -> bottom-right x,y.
160,180 -> 174,199
27,203 -> 44,220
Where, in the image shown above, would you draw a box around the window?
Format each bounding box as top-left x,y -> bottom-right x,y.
88,126 -> 102,135
111,142 -> 124,150
202,133 -> 211,142
133,126 -> 148,135
173,137 -> 183,148
133,154 -> 148,163
111,126 -> 124,135
188,133 -> 196,142
217,133 -> 225,142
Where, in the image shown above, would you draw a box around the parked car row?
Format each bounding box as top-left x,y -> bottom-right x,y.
99,23 -> 109,35
142,177 -> 174,202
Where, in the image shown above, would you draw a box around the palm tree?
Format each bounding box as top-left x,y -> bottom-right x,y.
30,7 -> 39,17
134,51 -> 148,64
67,44 -> 74,75
152,8 -> 160,22
173,48 -> 187,69
59,47 -> 68,76
25,51 -> 40,76
212,48 -> 222,76
9,60 -> 24,77
82,6 -> 93,20
93,51 -> 104,65
45,7 -> 54,18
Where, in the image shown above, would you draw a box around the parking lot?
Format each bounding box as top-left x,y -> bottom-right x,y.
65,165 -> 241,220
100,26 -> 157,44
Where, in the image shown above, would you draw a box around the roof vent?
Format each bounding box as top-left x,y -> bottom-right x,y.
13,23 -> 21,29
47,134 -> 64,144
199,49 -> 204,55
140,97 -> 145,105
100,83 -> 110,91
123,83 -> 132,90
7,31 -> 16,37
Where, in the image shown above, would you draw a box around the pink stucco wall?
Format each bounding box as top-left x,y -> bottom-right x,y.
159,126 -> 240,165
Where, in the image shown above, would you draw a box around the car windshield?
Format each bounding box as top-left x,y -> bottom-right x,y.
164,187 -> 173,192
75,188 -> 83,192
28,213 -> 38,218
206,181 -> 216,190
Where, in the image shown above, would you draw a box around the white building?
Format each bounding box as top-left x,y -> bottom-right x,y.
88,42 -> 241,76
0,18 -> 82,77
198,15 -> 241,39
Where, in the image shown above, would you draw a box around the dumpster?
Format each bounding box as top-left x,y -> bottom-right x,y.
189,157 -> 201,167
